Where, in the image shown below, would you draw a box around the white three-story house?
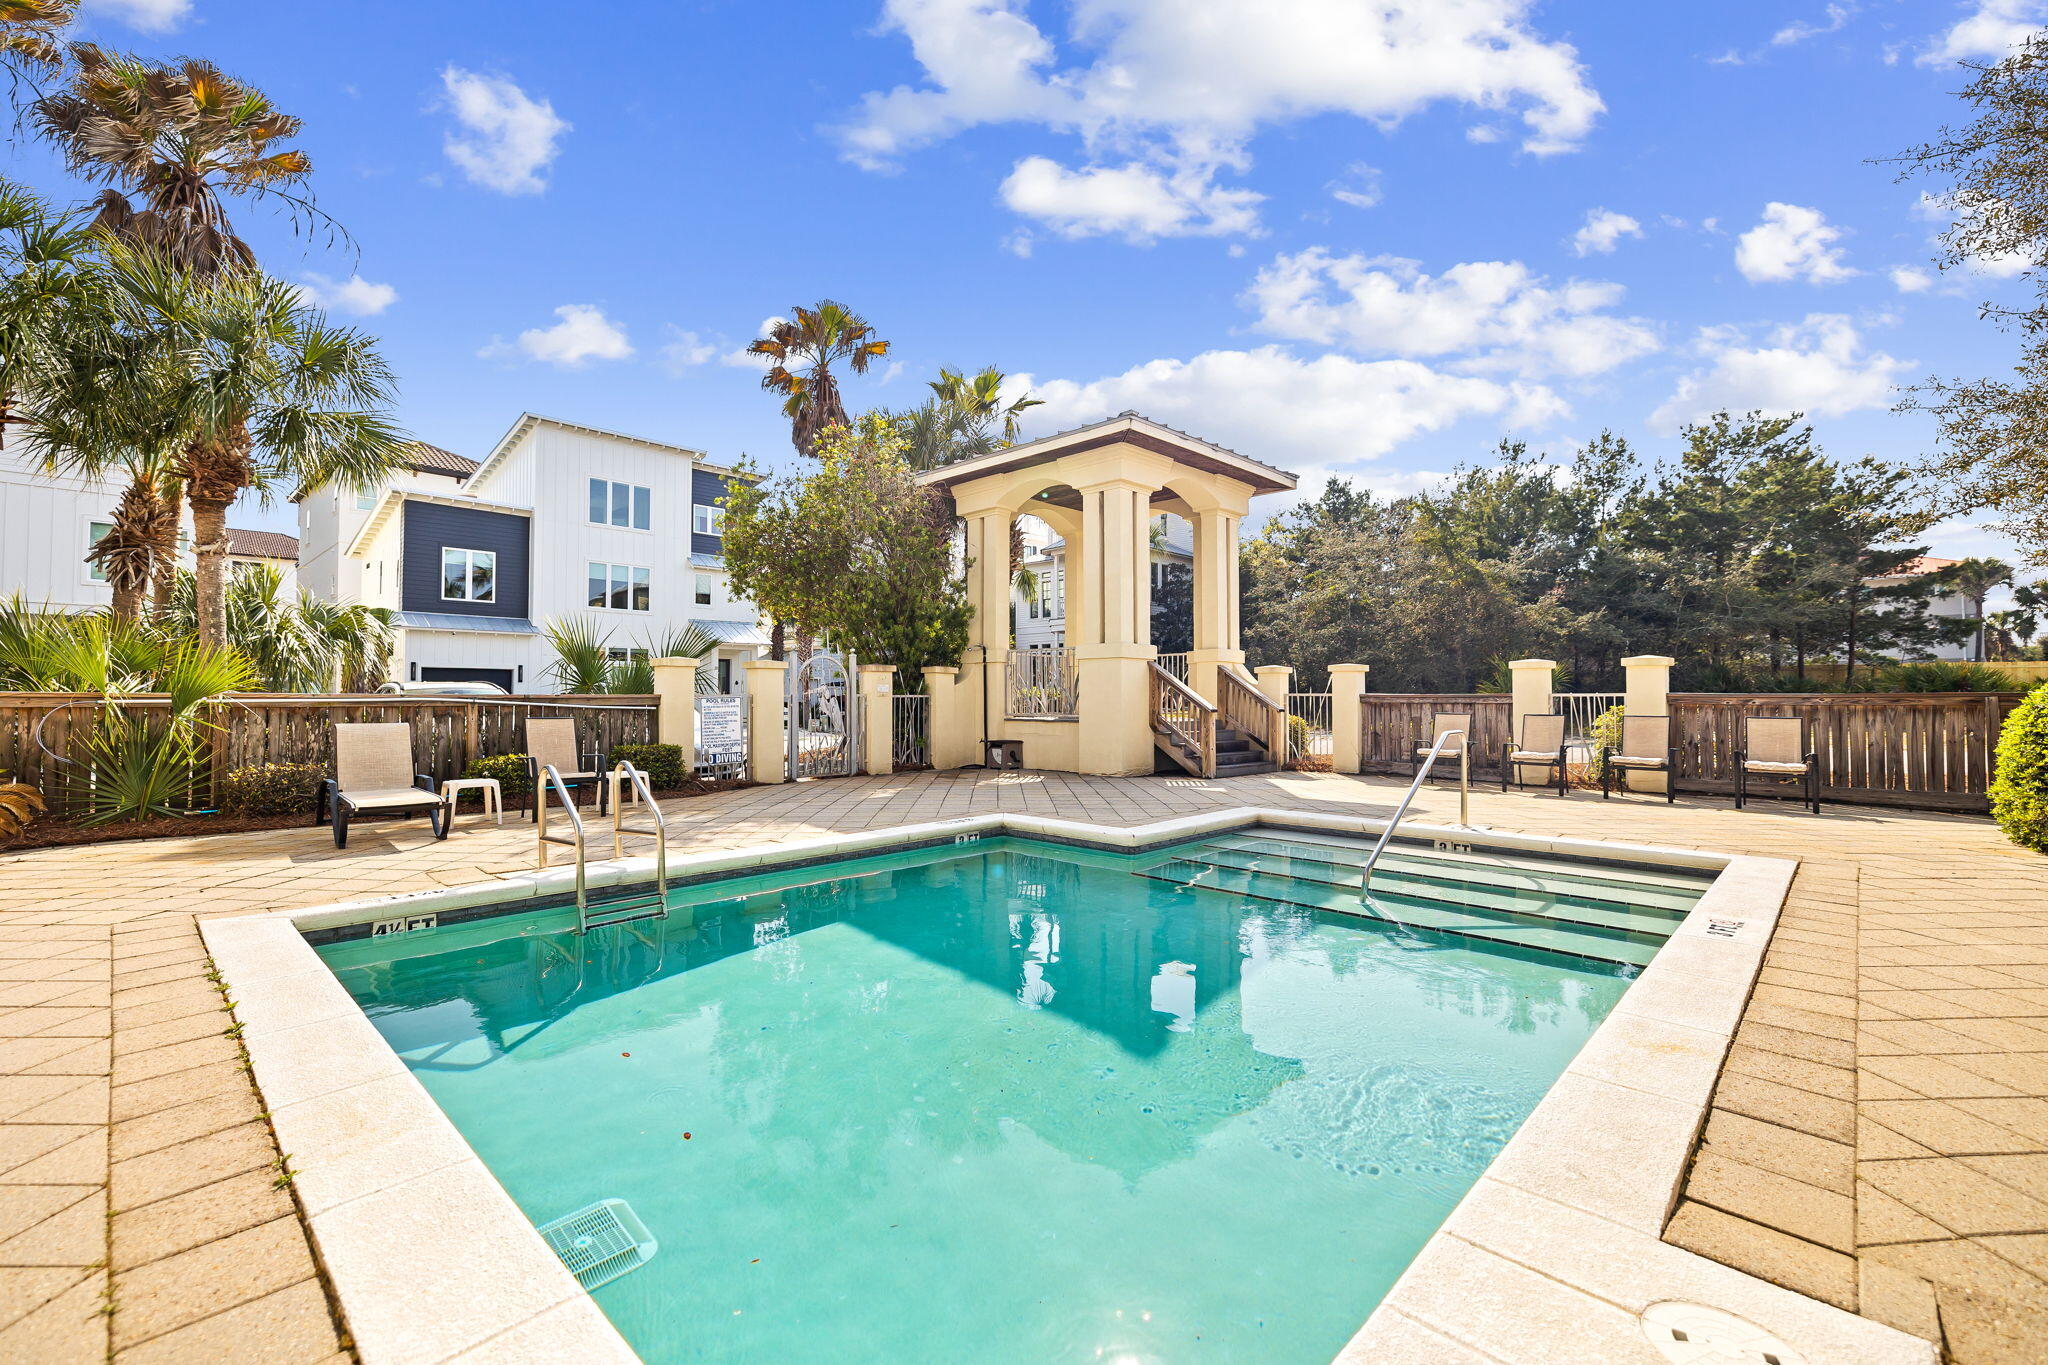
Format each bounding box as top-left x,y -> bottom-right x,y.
297,412 -> 766,693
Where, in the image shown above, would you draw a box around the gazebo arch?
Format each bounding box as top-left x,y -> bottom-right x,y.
916,412 -> 1296,776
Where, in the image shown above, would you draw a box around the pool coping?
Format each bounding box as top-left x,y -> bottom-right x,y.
200,807 -> 1936,1365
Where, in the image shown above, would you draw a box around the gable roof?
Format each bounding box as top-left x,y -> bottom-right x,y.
915,411 -> 1297,498
467,412 -> 711,491
224,528 -> 299,561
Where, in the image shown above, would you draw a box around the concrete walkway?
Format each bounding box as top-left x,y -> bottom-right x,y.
1,769 -> 2043,1362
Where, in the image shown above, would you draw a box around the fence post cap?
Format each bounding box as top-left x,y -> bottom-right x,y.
650,656 -> 699,667
743,658 -> 790,673
1327,663 -> 1371,674
856,664 -> 895,677
1621,654 -> 1676,668
1509,658 -> 1557,670
922,665 -> 961,678
1254,664 -> 1293,677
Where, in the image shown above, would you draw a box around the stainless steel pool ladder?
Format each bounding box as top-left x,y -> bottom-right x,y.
1356,728 -> 1469,892
536,762 -> 670,934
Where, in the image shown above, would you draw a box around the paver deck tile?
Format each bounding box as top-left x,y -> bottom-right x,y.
1,768 -> 2045,1361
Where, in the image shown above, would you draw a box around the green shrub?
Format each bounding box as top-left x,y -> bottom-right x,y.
218,762 -> 324,817
1863,661 -> 2021,693
609,743 -> 688,789
1586,704 -> 1625,779
1992,683 -> 2048,853
465,752 -> 535,797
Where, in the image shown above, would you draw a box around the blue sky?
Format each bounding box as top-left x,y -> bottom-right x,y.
19,1 -> 2047,582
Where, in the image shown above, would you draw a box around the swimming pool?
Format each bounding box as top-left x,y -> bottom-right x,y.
314,830 -> 1709,1363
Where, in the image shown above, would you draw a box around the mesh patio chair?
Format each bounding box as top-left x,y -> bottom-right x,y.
1601,714 -> 1674,804
524,718 -> 608,821
1412,713 -> 1470,779
1500,713 -> 1569,796
1737,716 -> 1819,814
315,722 -> 450,849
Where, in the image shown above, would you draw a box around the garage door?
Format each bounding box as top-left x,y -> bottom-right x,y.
419,666 -> 516,691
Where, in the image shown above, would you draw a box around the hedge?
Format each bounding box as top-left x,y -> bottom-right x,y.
464,753 -> 535,798
609,743 -> 688,789
1991,682 -> 2048,853
218,762 -> 324,817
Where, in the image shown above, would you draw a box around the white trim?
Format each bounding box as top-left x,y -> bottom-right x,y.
438,547 -> 497,603
585,476 -> 653,534
210,807 -> 1931,1365
915,413 -> 1298,493
586,561 -> 651,613
470,412 -> 709,492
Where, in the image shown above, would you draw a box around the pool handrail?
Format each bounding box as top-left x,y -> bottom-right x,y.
1358,728 -> 1469,889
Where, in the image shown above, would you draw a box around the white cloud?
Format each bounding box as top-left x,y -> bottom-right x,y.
658,328 -> 717,374
842,0 -> 1602,240
1734,202 -> 1858,284
1772,4 -> 1854,46
998,156 -> 1262,241
82,0 -> 191,32
293,273 -> 399,317
440,67 -> 569,195
1570,207 -> 1641,257
486,305 -> 633,368
1890,265 -> 1934,293
1020,345 -> 1565,471
1649,314 -> 1910,433
1327,163 -> 1383,211
1243,249 -> 1659,378
1919,1 -> 2048,67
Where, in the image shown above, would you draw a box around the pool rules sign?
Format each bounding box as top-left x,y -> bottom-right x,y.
697,696 -> 745,774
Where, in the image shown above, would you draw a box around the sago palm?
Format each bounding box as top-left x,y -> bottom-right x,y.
32,45 -> 325,276
748,301 -> 889,456
94,246 -> 408,650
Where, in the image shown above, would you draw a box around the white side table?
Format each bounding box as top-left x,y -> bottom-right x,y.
441,777 -> 503,826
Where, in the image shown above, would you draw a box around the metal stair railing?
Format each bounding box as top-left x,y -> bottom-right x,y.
1357,728 -> 1469,890
536,761 -> 670,934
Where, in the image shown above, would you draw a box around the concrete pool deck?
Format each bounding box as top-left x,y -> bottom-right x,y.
2,769 -> 2045,1361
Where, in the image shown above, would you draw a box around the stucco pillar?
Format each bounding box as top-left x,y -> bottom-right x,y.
1622,654 -> 1675,794
1187,509 -> 1244,701
922,666 -> 979,770
1254,665 -> 1292,706
742,659 -> 787,785
651,656 -> 698,755
966,509 -> 1014,661
1509,658 -> 1555,786
1073,479 -> 1158,775
857,665 -> 894,776
1328,664 -> 1369,774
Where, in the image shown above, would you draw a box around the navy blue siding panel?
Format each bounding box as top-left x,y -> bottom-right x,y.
692,469 -> 736,557
401,503 -> 529,617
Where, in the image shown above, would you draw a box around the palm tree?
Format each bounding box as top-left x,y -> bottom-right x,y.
160,564 -> 392,691
1932,557 -> 2013,662
32,46 -> 325,277
94,247 -> 408,649
748,301 -> 889,456
0,1 -> 76,82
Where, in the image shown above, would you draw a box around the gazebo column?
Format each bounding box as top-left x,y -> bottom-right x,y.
958,507 -> 1012,743
1186,507 -> 1244,702
1073,477 -> 1158,775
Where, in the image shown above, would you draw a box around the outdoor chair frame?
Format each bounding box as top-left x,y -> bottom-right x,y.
1412,713 -> 1472,784
315,722 -> 451,849
1601,714 -> 1675,804
523,718 -> 609,822
1500,713 -> 1569,797
1736,716 -> 1821,815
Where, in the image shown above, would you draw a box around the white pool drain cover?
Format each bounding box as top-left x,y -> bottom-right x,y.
1641,1302 -> 1807,1365
537,1198 -> 657,1291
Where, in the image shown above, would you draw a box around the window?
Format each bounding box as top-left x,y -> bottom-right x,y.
693,503 -> 724,536
86,520 -> 113,582
589,479 -> 652,531
441,547 -> 496,602
356,487 -> 377,511
588,562 -> 651,612
694,574 -> 715,606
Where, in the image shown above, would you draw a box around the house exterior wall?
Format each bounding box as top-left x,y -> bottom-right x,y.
0,445 -> 128,613
399,503 -> 531,619
298,465 -> 470,603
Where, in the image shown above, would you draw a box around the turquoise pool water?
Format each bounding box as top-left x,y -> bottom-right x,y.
317,833 -> 1705,1363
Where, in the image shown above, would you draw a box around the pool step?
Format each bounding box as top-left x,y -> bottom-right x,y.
1137,858 -> 1665,968
1194,836 -> 1702,917
1234,828 -> 1712,898
1170,845 -> 1685,939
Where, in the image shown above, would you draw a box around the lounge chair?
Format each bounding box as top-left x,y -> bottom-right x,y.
1736,716 -> 1819,814
1601,714 -> 1675,803
316,722 -> 451,849
1413,713 -> 1470,779
524,718 -> 608,821
1501,713 -> 1568,796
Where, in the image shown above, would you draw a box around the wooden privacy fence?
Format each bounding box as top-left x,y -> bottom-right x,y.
1358,695 -> 1514,777
1667,692 -> 2021,813
0,692 -> 656,817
